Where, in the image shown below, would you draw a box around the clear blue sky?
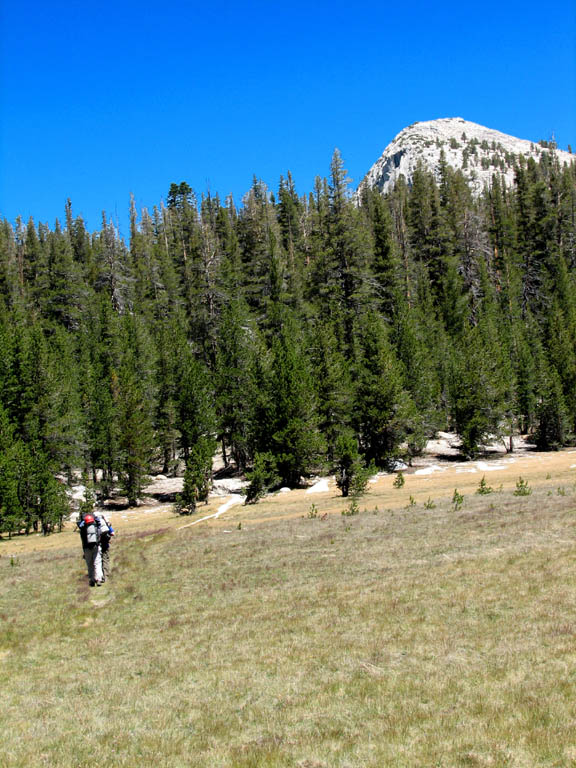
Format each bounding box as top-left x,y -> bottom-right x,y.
1,0 -> 575,235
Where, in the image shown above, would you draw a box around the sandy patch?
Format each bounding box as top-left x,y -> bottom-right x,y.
306,479 -> 331,494
475,461 -> 507,472
414,465 -> 446,476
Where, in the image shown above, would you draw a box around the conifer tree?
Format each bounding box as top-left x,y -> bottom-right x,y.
214,298 -> 257,471
309,318 -> 354,462
545,299 -> 576,432
80,296 -> 121,493
0,220 -> 23,307
261,310 -> 324,486
334,430 -> 370,497
354,313 -> 418,466
534,359 -> 570,450
450,315 -> 508,457
40,222 -> 87,330
178,435 -> 217,514
325,150 -> 370,349
391,294 -> 441,454
176,348 -> 216,464
153,315 -> 184,475
276,173 -> 307,300
408,163 -> 450,296
236,178 -> 284,315
116,366 -> 154,506
363,187 -> 403,319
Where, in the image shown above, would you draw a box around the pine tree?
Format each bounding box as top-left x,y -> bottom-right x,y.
214,298 -> 257,471
176,348 -> 216,464
178,435 -> 217,514
153,315 -> 184,475
93,214 -> 131,312
391,295 -> 441,455
309,318 -> 354,462
534,360 -> 569,450
276,172 -> 308,302
116,366 -> 154,506
261,310 -> 324,486
362,187 -> 403,319
236,178 -> 284,315
333,430 -> 370,497
0,220 -> 23,308
80,296 -> 121,492
545,299 -> 576,433
408,163 -> 450,296
306,152 -> 370,353
115,314 -> 156,504
450,315 -> 509,457
354,313 -> 418,466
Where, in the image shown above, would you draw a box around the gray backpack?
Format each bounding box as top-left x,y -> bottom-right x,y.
98,515 -> 110,535
83,514 -> 99,545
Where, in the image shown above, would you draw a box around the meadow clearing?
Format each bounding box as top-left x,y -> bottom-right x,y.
2,448 -> 576,767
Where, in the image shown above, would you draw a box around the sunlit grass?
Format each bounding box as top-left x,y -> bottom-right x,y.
2,456 -> 576,766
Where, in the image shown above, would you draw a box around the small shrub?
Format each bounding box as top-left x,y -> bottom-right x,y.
406,495 -> 416,508
476,476 -> 494,495
557,487 -> 566,496
308,503 -> 319,518
514,477 -> 532,496
424,497 -> 436,509
393,471 -> 405,489
342,499 -> 360,517
452,489 -> 464,511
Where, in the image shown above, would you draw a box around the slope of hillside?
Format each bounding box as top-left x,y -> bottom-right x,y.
359,117 -> 574,196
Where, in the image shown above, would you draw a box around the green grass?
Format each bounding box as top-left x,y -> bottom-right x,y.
2,484 -> 576,767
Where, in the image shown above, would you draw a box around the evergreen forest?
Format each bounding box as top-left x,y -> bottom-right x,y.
1,150 -> 575,535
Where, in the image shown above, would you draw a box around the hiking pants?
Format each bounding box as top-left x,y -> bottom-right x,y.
83,544 -> 103,584
101,546 -> 111,581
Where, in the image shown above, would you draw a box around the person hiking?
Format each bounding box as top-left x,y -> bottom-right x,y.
95,512 -> 115,582
77,509 -> 104,587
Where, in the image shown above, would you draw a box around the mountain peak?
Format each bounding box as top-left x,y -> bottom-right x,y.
359,118 -> 574,197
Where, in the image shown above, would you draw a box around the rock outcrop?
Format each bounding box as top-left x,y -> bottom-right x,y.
359,117 -> 574,197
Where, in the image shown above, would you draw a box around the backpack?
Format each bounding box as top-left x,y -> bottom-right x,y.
83,513 -> 99,545
98,515 -> 110,535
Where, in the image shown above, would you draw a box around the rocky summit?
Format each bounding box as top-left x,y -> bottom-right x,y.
359,117 -> 574,197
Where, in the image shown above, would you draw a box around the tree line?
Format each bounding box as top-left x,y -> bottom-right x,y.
0,149 -> 575,534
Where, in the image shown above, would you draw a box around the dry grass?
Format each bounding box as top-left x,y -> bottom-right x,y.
2,450 -> 576,767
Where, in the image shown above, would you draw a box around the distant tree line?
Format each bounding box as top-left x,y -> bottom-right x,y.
0,149 -> 575,533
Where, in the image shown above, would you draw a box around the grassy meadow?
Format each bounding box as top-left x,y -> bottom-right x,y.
2,450 -> 576,767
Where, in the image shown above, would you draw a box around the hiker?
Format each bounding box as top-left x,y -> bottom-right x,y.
95,512 -> 115,582
77,511 -> 104,587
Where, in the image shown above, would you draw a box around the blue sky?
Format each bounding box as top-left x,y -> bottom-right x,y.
1,0 -> 575,235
